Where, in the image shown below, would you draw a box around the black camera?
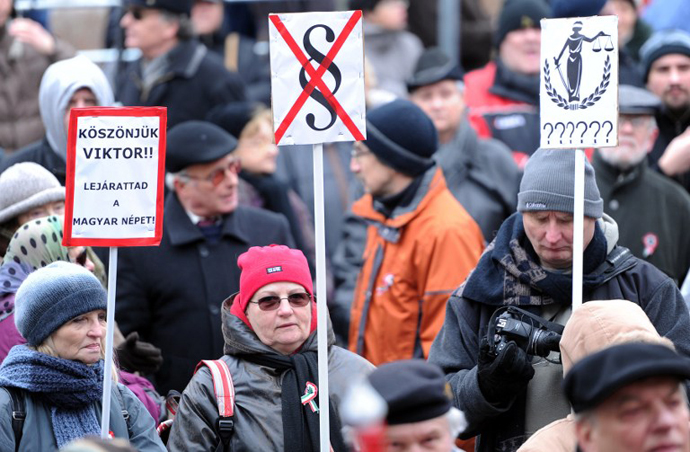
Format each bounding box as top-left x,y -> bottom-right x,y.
489,307 -> 563,358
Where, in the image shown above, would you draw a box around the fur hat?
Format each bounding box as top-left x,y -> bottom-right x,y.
0,163 -> 64,224
14,261 -> 107,346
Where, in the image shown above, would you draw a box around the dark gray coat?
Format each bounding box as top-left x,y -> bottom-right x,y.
115,193 -> 294,394
115,39 -> 246,129
0,383 -> 165,451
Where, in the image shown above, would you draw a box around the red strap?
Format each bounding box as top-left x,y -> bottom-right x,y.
195,360 -> 235,417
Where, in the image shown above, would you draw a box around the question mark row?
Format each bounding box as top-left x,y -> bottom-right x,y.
542,120 -> 614,145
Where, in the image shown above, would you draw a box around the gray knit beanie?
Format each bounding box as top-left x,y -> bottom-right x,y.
0,162 -> 65,224
15,261 -> 107,346
640,29 -> 690,82
518,149 -> 603,218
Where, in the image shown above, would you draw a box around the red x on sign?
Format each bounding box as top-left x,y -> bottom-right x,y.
269,11 -> 366,145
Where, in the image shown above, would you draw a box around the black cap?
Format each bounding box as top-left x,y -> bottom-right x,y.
619,85 -> 661,115
166,121 -> 238,173
348,0 -> 381,12
563,342 -> 690,413
125,0 -> 193,15
368,359 -> 452,425
407,47 -> 465,93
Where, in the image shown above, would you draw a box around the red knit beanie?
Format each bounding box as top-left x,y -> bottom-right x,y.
230,244 -> 316,331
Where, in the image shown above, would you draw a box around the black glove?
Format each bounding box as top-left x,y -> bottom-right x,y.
116,332 -> 164,374
477,337 -> 535,404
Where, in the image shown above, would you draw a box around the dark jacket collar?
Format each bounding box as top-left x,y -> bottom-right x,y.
165,193 -> 251,246
592,150 -> 646,190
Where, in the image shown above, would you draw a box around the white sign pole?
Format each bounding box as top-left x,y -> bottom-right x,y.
100,246 -> 118,438
313,143 -> 330,449
572,150 -> 585,310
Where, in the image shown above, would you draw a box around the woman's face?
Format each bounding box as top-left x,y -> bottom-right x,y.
245,282 -> 312,355
50,309 -> 105,364
235,120 -> 279,175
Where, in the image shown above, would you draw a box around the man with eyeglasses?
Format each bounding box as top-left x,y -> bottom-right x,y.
115,120 -> 294,394
346,99 -> 484,366
115,0 -> 245,129
592,84 -> 690,286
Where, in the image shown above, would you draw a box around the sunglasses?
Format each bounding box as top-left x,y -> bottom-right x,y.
184,158 -> 241,187
249,292 -> 312,311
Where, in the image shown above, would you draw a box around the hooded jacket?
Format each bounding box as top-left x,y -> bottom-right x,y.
0,55 -> 114,183
428,213 -> 690,452
517,300 -> 672,452
167,295 -> 373,452
349,166 -> 484,366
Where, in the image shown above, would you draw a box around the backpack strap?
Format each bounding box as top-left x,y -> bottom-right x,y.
113,385 -> 132,435
195,359 -> 235,452
4,387 -> 25,452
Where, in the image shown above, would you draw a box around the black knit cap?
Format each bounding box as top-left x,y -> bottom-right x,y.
368,359 -> 452,425
364,99 -> 437,177
495,0 -> 550,48
206,101 -> 259,139
407,47 -> 465,93
166,121 -> 238,173
125,0 -> 193,15
563,342 -> 690,414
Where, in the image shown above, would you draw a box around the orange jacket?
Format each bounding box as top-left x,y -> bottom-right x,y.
348,168 -> 484,365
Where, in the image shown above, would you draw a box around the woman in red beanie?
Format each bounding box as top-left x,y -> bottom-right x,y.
167,244 -> 373,452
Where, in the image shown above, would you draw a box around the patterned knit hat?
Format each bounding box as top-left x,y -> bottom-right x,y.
518,148 -> 603,218
229,244 -> 316,331
0,162 -> 65,224
14,261 -> 107,346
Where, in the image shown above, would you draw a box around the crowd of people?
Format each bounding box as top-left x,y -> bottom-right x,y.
2,0 -> 690,450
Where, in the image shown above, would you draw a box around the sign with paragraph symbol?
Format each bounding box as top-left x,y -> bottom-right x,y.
269,10 -> 366,145
540,16 -> 619,149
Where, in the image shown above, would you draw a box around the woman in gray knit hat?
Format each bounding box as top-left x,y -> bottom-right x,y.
0,261 -> 166,451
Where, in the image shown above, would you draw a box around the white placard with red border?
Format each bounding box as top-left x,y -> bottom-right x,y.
269,10 -> 366,145
63,107 -> 166,247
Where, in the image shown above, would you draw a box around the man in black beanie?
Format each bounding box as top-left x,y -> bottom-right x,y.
464,0 -> 550,169
408,47 -> 521,241
428,148 -> 690,452
115,120 -> 293,394
115,0 -> 245,128
347,99 -> 484,366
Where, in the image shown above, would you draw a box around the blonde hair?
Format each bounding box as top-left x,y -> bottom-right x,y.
238,108 -> 273,141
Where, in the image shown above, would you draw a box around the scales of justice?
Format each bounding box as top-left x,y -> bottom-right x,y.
553,20 -> 614,109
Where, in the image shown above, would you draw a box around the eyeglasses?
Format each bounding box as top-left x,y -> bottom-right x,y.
249,292 -> 312,311
351,147 -> 371,160
184,158 -> 241,187
127,6 -> 152,21
619,115 -> 652,128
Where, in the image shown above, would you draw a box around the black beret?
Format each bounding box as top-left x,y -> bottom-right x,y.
166,121 -> 238,173
407,47 -> 465,93
563,342 -> 690,414
619,85 -> 661,115
368,359 -> 452,425
125,0 -> 193,15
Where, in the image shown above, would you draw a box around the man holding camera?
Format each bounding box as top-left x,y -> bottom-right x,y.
428,148 -> 690,452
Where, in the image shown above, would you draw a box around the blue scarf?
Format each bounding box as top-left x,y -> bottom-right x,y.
0,345 -> 104,448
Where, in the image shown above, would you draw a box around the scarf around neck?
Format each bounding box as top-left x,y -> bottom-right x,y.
463,212 -> 608,306
0,345 -> 104,448
490,58 -> 541,106
239,350 -> 347,452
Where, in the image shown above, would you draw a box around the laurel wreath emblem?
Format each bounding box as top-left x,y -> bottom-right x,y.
544,55 -> 611,110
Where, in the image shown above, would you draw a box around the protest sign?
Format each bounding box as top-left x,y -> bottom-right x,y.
63,107 -> 166,246
269,10 -> 366,145
540,16 -> 619,148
